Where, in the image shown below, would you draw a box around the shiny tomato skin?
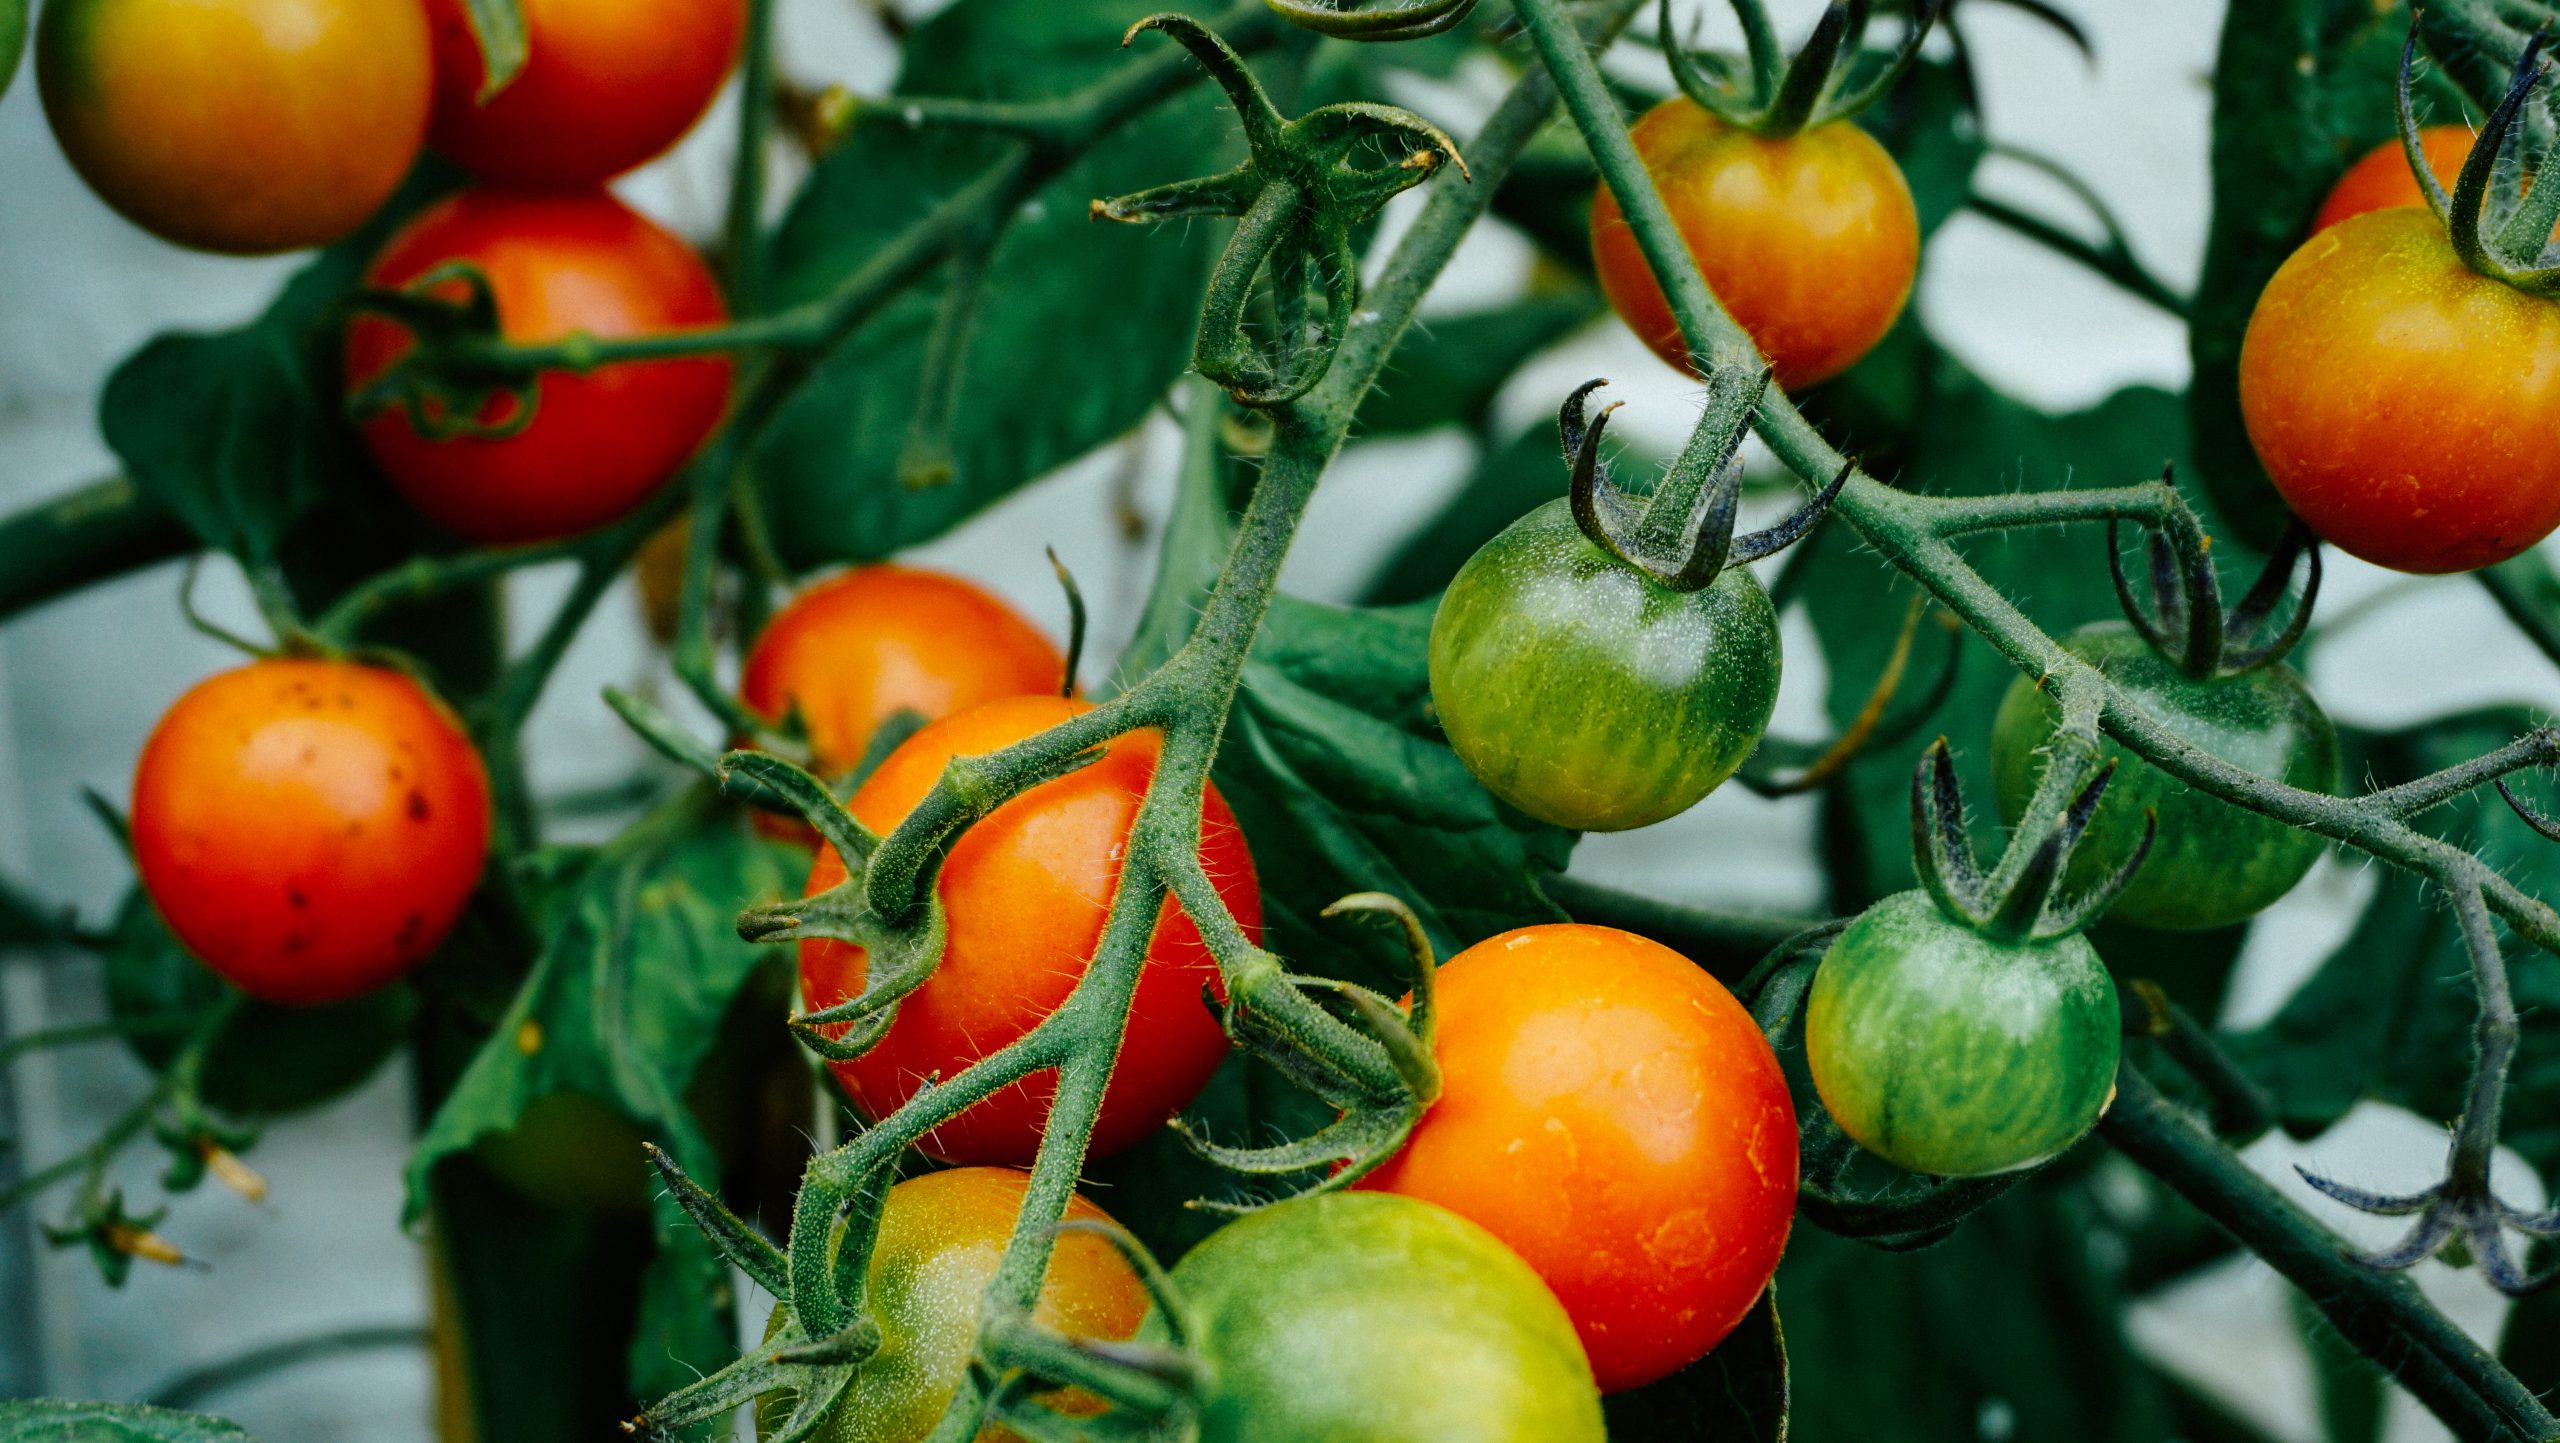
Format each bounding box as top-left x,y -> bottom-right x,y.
1163,1192 -> 1606,1443
742,565 -> 1064,782
759,1168 -> 1150,1443
36,0 -> 431,254
1591,97 -> 1918,390
131,659 -> 491,1006
800,695 -> 1257,1164
2240,207 -> 2560,573
1361,923 -> 1797,1393
2313,125 -> 2481,233
425,0 -> 744,185
345,187 -> 732,546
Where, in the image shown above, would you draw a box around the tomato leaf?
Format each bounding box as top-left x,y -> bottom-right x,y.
751,0 -> 1230,566
0,0 -> 24,103
1603,1289 -> 1789,1442
0,1401 -> 254,1442
1357,423 -> 1566,607
455,0 -> 529,101
1353,290 -> 1599,438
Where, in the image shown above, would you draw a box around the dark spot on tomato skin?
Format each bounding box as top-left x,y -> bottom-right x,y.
284,933 -> 311,954
288,887 -> 308,909
396,913 -> 425,948
408,790 -> 432,822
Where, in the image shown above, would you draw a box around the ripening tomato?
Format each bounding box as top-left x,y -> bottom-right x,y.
425,0 -> 744,185
2240,207 -> 2560,573
742,566 -> 1065,783
131,659 -> 491,1006
758,1168 -> 1150,1443
345,187 -> 733,546
1361,924 -> 1796,1392
1158,1192 -> 1606,1443
800,695 -> 1257,1164
2313,125 -> 2483,233
1591,97 -> 1918,389
36,0 -> 431,254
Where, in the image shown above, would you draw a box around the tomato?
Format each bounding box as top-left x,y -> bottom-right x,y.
1429,498 -> 1778,831
130,659 -> 491,1006
1990,623 -> 2338,931
2313,125 -> 2481,233
345,187 -> 733,546
1591,97 -> 1917,389
800,695 -> 1256,1164
425,0 -> 743,185
35,0 -> 430,254
742,566 -> 1064,783
1805,890 -> 2120,1177
1159,1192 -> 1605,1443
2239,207 -> 2560,573
759,1168 -> 1149,1443
1360,923 -> 1795,1391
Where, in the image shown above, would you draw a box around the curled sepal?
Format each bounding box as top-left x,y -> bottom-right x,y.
2497,776 -> 2560,842
2106,502 -> 2320,679
1319,891 -> 1439,1050
629,1322 -> 865,1442
1265,0 -> 1478,41
1978,762 -> 2149,944
1094,14 -> 1466,405
1909,738 -> 2143,943
1659,0 -> 1943,137
342,264 -> 539,442
1909,738 -> 1987,923
645,1144 -> 787,1299
980,1308 -> 1202,1432
2396,22 -> 2560,292
2297,1167 -> 2560,1295
730,808 -> 950,1067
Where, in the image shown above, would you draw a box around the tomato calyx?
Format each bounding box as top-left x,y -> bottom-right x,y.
2106,510 -> 2322,681
2393,23 -> 2560,293
1174,891 -> 1442,1207
1913,737 -> 2151,944
1660,0 -> 1944,138
1266,0 -> 1479,42
1091,14 -> 1466,406
343,262 -> 541,443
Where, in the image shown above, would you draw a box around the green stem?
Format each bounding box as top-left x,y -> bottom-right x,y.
0,477 -> 191,626
726,0 -> 779,314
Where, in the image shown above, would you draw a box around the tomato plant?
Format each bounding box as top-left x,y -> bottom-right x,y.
1362,922 -> 1796,1391
424,0 -> 744,185
35,0 -> 430,254
343,187 -> 734,546
800,694 -> 1255,1164
129,658 -> 490,1007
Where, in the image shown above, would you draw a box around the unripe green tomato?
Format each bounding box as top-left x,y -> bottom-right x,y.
1428,497 -> 1780,831
1159,1192 -> 1606,1443
1805,891 -> 2120,1177
1989,623 -> 2339,931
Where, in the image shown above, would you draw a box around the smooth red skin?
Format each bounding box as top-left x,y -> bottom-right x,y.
1361,924 -> 1798,1392
425,0 -> 743,185
741,566 -> 1065,781
1591,98 -> 1918,390
2313,125 -> 2483,233
345,188 -> 732,546
2241,207 -> 2560,574
131,660 -> 491,1006
800,695 -> 1259,1165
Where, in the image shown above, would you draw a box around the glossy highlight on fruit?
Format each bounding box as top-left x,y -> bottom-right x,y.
131,658 -> 491,1006
1430,496 -> 1779,831
1806,890 -> 2120,1177
426,0 -> 744,185
1362,923 -> 1796,1391
1592,96 -> 1918,389
345,187 -> 733,545
37,0 -> 431,253
800,696 -> 1256,1164
1991,623 -> 2338,931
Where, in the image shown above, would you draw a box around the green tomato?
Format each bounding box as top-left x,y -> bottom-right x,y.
1805,890 -> 2120,1177
1162,1192 -> 1605,1442
1428,497 -> 1779,831
1989,622 -> 2339,931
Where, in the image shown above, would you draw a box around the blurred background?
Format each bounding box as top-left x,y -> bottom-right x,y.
1,1 -> 2549,1439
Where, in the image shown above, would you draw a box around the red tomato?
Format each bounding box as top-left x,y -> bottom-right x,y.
2314,125 -> 2484,233
424,0 -> 744,185
1361,923 -> 1798,1392
1592,97 -> 1917,390
36,0 -> 431,254
741,565 -> 1065,782
131,659 -> 491,1006
800,695 -> 1258,1164
2240,207 -> 2560,573
345,187 -> 732,546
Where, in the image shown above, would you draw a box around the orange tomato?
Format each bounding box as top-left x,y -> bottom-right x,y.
1361,923 -> 1798,1392
2314,125 -> 2484,233
424,0 -> 743,185
800,696 -> 1257,1165
36,0 -> 431,254
1592,97 -> 1917,390
345,187 -> 732,546
131,659 -> 491,1005
741,566 -> 1065,782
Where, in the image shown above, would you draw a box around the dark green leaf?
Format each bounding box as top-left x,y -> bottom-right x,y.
1604,1289 -> 1788,1443
2500,1246 -> 2560,1402
0,1401 -> 253,1443
1353,289 -> 1599,437
752,0 -> 1231,567
1864,58 -> 1985,239
0,0 -> 24,102
1356,423 -> 1560,606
